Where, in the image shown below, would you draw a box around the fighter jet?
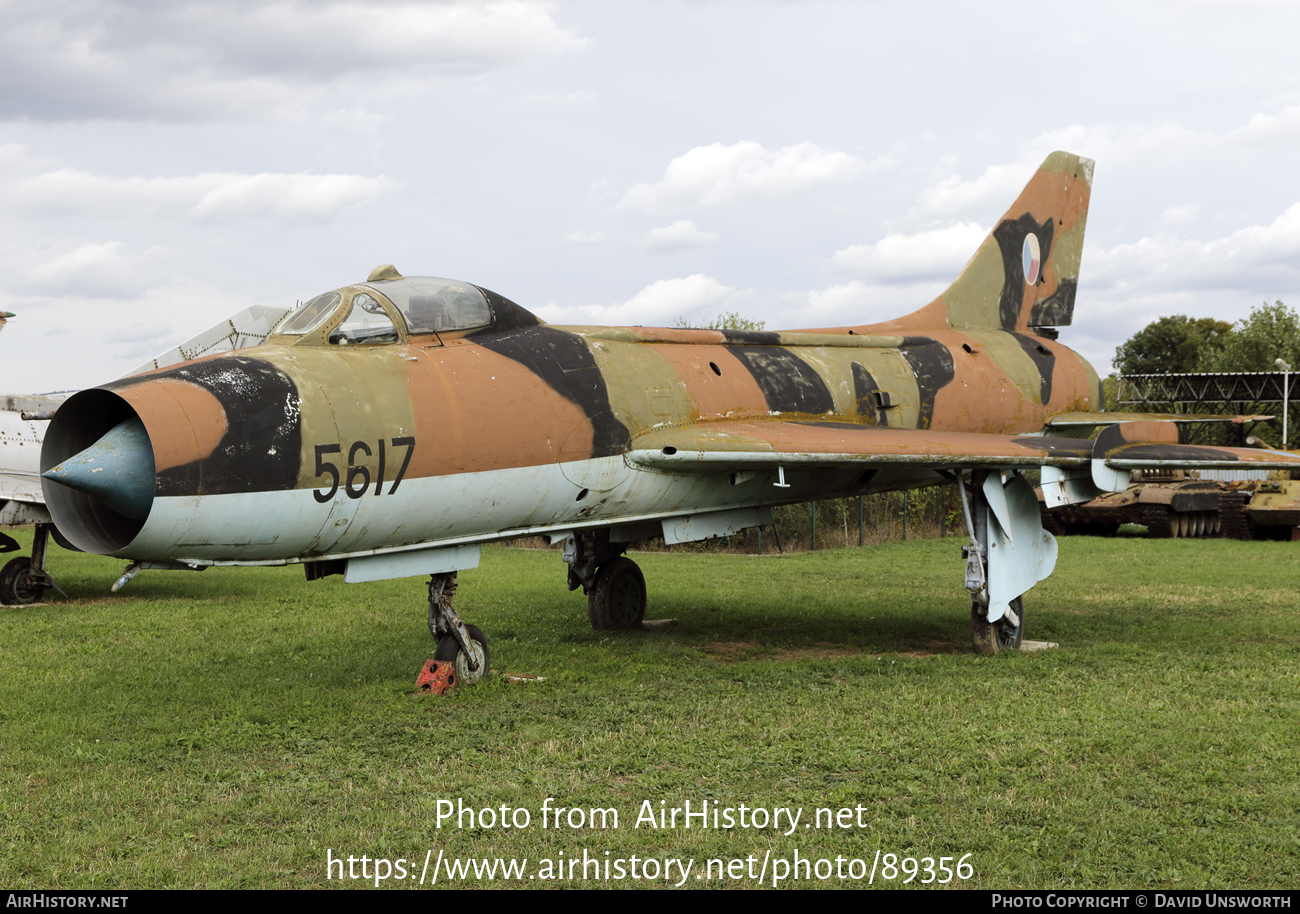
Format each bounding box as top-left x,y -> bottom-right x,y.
37,152 -> 1300,675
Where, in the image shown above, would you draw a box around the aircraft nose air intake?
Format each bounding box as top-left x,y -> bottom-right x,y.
42,416 -> 156,521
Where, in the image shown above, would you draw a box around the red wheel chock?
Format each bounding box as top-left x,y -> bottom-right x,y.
416,659 -> 457,695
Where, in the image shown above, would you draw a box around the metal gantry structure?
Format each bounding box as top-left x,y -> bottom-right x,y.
1117,372 -> 1294,444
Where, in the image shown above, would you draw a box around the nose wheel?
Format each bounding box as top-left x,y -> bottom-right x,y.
434,623 -> 491,686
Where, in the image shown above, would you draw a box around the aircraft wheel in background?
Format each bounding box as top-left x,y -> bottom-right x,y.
0,556 -> 47,605
588,557 -> 646,631
434,623 -> 490,685
971,596 -> 1023,655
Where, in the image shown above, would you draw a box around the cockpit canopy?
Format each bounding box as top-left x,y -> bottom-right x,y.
359,277 -> 491,335
271,273 -> 539,346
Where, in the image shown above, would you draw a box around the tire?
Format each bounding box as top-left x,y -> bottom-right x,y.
971,596 -> 1024,655
587,557 -> 646,631
434,623 -> 490,686
0,557 -> 46,605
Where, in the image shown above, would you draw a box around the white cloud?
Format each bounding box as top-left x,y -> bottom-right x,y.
619,141 -> 869,211
520,90 -> 595,106
564,229 -> 607,245
912,122 -> 1200,222
776,279 -> 949,328
915,163 -> 1036,222
9,166 -> 394,222
1225,104 -> 1300,146
1159,204 -> 1198,228
0,0 -> 586,121
536,274 -> 746,326
829,222 -> 987,283
643,219 -> 719,252
20,241 -> 171,299
321,108 -> 390,133
912,106 -> 1300,228
1086,202 -> 1300,295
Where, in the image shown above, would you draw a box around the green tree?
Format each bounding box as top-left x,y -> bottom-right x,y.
1112,315 -> 1233,375
1200,300 -> 1300,373
1199,301 -> 1300,448
674,312 -> 766,331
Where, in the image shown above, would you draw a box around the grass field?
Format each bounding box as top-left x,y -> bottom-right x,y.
1,529 -> 1296,889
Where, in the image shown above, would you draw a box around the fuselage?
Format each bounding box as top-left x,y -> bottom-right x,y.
41,278 -> 1099,564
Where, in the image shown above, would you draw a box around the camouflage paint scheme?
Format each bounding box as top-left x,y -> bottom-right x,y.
41,152 -> 1300,574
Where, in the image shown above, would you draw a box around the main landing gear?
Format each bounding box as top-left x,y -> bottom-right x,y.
563,531 -> 647,631
0,524 -> 65,605
949,470 -> 1056,655
426,572 -> 490,685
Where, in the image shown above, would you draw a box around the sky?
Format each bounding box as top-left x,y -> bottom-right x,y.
4,0 -> 1300,391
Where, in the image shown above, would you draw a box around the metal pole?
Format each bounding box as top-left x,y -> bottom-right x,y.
1276,359 -> 1291,448
811,502 -> 817,550
903,491 -> 909,540
858,495 -> 864,546
757,526 -> 762,555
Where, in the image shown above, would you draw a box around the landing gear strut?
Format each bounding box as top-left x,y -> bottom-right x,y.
0,524 -> 65,605
426,572 -> 489,684
564,531 -> 647,630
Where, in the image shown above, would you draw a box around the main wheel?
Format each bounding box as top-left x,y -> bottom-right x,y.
434,624 -> 490,686
587,557 -> 646,631
0,557 -> 46,605
971,596 -> 1024,655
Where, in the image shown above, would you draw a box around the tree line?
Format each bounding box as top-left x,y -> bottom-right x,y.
1112,300 -> 1300,376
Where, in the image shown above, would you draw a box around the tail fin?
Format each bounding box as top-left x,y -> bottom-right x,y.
915,151 -> 1093,333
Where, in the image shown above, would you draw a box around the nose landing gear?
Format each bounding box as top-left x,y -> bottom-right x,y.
426,572 -> 490,685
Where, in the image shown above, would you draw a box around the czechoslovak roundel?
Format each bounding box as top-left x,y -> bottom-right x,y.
1022,233 -> 1041,285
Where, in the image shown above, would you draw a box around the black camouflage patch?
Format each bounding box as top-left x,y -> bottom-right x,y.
107,357 -> 303,497
478,326 -> 630,458
900,337 -> 956,430
729,346 -> 835,415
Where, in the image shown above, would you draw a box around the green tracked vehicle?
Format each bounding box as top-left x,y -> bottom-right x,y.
1039,469 -> 1224,538
1220,470 -> 1300,541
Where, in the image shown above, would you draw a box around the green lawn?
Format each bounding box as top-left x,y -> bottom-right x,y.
0,530 -> 1296,889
